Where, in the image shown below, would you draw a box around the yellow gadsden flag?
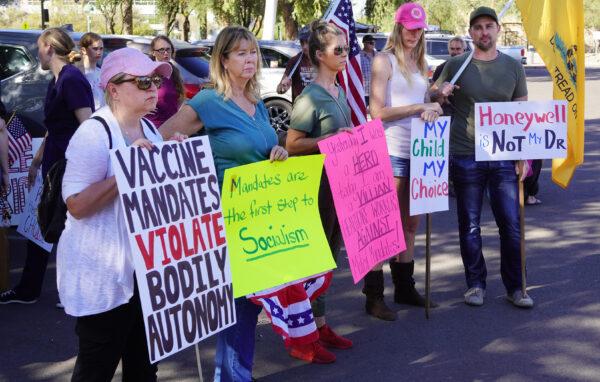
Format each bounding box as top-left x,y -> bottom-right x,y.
516,0 -> 585,188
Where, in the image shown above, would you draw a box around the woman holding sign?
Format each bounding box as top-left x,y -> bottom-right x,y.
57,48 -> 178,380
367,3 -> 451,317
160,26 -> 340,380
287,20 -> 356,354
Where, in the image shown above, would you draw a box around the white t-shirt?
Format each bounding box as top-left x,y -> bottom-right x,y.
382,53 -> 428,158
84,66 -> 105,110
57,106 -> 162,317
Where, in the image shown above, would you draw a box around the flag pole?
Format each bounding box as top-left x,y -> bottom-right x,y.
450,0 -> 515,85
425,213 -> 431,319
518,161 -> 528,298
195,344 -> 204,382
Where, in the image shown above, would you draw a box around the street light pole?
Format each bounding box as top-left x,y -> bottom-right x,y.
40,0 -> 46,29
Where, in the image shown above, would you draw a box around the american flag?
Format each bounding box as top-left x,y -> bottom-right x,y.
6,115 -> 32,166
324,0 -> 368,126
249,271 -> 332,346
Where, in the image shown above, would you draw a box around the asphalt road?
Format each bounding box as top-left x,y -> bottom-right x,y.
1,67 -> 599,382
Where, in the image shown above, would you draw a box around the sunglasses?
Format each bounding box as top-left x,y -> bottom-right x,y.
154,47 -> 172,54
333,45 -> 351,55
114,75 -> 163,90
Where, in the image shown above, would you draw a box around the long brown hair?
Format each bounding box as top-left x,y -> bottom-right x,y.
208,26 -> 262,104
383,23 -> 427,83
150,35 -> 185,103
39,27 -> 81,64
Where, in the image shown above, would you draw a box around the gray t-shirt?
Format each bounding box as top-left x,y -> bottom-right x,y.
290,83 -> 351,138
435,52 -> 528,155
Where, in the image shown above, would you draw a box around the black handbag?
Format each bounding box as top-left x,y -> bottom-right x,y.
37,116 -> 114,243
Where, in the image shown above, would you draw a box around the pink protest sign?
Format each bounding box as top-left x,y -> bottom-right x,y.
318,119 -> 406,283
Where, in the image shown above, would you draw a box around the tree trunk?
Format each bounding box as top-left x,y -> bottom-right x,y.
280,1 -> 297,40
122,0 -> 133,35
183,15 -> 190,42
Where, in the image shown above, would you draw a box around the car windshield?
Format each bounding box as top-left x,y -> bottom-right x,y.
175,52 -> 209,78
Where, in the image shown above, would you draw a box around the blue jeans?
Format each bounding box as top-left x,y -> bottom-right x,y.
450,155 -> 523,294
214,297 -> 262,382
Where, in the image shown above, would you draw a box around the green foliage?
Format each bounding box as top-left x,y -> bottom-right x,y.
584,0 -> 600,29
211,0 -> 265,35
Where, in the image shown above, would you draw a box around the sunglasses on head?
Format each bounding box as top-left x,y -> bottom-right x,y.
333,45 -> 350,55
114,75 -> 163,90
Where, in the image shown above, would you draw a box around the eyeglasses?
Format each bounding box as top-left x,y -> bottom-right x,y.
153,47 -> 172,54
113,75 -> 163,90
333,45 -> 350,55
364,41 -> 375,45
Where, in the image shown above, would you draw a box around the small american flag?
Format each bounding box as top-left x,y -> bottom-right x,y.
6,114 -> 32,166
324,0 -> 368,126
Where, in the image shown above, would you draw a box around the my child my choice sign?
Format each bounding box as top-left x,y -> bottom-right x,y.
409,117 -> 450,216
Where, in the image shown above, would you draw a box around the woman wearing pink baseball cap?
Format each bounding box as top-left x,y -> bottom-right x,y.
57,47 -> 183,381
365,2 -> 447,320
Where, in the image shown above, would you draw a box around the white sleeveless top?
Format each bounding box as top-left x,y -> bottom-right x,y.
382,53 -> 428,158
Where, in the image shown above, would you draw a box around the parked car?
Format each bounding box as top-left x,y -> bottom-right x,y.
498,45 -> 527,64
126,37 -> 210,99
0,29 -> 210,136
195,39 -> 300,131
0,29 -> 88,136
356,32 -> 448,79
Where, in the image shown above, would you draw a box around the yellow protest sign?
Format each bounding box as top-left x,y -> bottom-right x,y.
221,155 -> 336,297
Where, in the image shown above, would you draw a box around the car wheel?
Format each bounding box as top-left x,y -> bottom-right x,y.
265,99 -> 292,132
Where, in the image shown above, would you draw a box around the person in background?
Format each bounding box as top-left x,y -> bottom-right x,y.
431,36 -> 466,117
79,32 -> 105,109
159,26 -> 296,381
286,20 -> 355,359
524,159 -> 543,205
359,34 -> 376,107
0,27 -> 93,306
146,35 -> 185,128
277,27 -> 317,103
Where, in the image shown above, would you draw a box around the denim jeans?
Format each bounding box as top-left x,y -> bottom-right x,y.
450,155 -> 523,294
214,297 -> 262,382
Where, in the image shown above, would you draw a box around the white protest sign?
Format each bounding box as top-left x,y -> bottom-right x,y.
475,101 -> 568,161
409,117 -> 450,216
111,137 -> 236,363
5,138 -> 43,226
16,174 -> 52,252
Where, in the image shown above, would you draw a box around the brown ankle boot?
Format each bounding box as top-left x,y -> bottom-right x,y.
389,260 -> 438,308
362,270 -> 396,321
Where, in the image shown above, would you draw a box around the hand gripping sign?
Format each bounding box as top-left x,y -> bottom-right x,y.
112,137 -> 235,363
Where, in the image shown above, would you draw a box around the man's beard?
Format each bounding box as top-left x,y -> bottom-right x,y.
475,40 -> 494,52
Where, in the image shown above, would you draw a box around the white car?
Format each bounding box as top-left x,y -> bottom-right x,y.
194,39 -> 300,131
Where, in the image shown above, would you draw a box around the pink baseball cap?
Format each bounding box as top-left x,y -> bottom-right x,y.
100,47 -> 172,90
395,3 -> 427,30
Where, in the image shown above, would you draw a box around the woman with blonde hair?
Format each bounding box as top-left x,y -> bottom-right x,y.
365,3 -> 452,319
146,35 -> 185,127
79,32 -> 105,109
160,26 -> 296,381
0,27 -> 94,306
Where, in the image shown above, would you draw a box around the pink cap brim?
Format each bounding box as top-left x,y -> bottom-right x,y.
100,50 -> 173,90
400,20 -> 427,30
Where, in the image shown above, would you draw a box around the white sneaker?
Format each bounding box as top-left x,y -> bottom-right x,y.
464,287 -> 485,306
507,290 -> 534,309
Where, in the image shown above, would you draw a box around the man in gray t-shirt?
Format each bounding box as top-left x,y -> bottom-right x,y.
434,6 -> 534,309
